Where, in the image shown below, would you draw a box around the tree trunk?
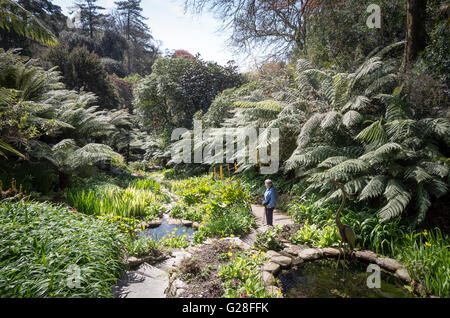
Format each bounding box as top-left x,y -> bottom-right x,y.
58,171 -> 71,190
405,0 -> 427,68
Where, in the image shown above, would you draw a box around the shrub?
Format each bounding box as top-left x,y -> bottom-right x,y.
123,235 -> 160,258
0,200 -> 125,297
398,228 -> 450,298
218,251 -> 276,298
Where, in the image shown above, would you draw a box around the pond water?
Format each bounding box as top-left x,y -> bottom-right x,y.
138,215 -> 196,242
278,259 -> 415,298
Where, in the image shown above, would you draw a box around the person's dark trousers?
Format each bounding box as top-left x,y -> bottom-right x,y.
265,207 -> 274,226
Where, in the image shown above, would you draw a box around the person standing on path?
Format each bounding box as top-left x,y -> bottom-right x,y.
262,180 -> 277,226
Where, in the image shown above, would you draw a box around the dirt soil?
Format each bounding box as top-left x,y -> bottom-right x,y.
176,240 -> 241,298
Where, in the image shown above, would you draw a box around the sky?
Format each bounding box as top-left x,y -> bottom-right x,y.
51,0 -> 250,70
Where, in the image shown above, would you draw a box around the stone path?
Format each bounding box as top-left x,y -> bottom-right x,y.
114,182 -> 295,298
113,249 -> 192,298
241,204 -> 294,247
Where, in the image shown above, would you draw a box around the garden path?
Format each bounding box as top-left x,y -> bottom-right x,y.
241,204 -> 294,247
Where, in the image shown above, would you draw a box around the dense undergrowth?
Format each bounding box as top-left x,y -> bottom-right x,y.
169,175 -> 256,243
0,199 -> 126,297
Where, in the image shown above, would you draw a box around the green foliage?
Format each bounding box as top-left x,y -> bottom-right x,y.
0,0 -> 58,47
255,225 -> 284,251
218,251 -> 276,298
288,198 -> 450,297
160,235 -> 190,249
123,235 -> 160,257
398,229 -> 450,298
46,45 -> 120,110
290,221 -> 340,248
285,53 -> 449,225
0,199 -> 125,297
302,0 -> 406,70
134,56 -> 244,141
67,176 -> 166,219
169,175 -> 255,242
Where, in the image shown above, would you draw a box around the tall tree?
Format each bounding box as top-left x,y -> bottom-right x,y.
74,0 -> 106,38
184,0 -> 314,57
405,0 -> 427,68
115,0 -> 153,73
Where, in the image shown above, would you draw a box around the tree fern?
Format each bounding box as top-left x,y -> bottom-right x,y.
0,0 -> 58,47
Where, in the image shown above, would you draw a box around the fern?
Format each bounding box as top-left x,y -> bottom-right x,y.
0,0 -> 58,47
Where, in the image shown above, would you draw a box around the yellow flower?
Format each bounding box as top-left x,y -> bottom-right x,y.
423,230 -> 428,236
230,234 -> 235,237
227,252 -> 233,257
252,254 -> 258,259
327,218 -> 333,223
425,242 -> 431,247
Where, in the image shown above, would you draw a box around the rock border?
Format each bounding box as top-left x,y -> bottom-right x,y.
261,243 -> 429,298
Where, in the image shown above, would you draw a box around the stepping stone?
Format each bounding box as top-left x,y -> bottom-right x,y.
355,250 -> 378,263
395,268 -> 412,283
376,257 -> 402,271
266,250 -> 282,258
322,247 -> 341,257
270,255 -> 292,268
282,244 -> 303,256
298,248 -> 322,260
262,271 -> 276,286
262,262 -> 281,275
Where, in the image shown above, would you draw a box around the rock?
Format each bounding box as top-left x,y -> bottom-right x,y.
271,255 -> 292,268
376,257 -> 402,271
291,258 -> 304,266
282,245 -> 303,256
114,264 -> 169,298
192,222 -> 201,229
262,271 -> 276,286
395,268 -> 412,283
257,225 -> 272,234
181,220 -> 193,227
265,285 -> 283,298
298,248 -> 322,260
127,256 -> 141,267
262,262 -> 281,275
173,279 -> 187,289
147,220 -> 162,228
322,247 -> 341,257
415,283 -> 427,297
176,288 -> 185,297
266,250 -> 282,258
355,250 -> 378,263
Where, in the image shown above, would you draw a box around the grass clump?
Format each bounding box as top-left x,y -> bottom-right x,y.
218,251 -> 277,298
0,199 -> 125,298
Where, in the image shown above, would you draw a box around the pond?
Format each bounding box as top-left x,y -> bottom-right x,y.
278,259 -> 415,298
138,215 -> 196,242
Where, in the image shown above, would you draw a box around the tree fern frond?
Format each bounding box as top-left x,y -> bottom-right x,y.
359,175 -> 387,201
342,110 -> 363,128
355,119 -> 387,144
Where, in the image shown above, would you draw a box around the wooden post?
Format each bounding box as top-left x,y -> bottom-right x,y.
214,167 -> 217,179
220,165 -> 223,181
